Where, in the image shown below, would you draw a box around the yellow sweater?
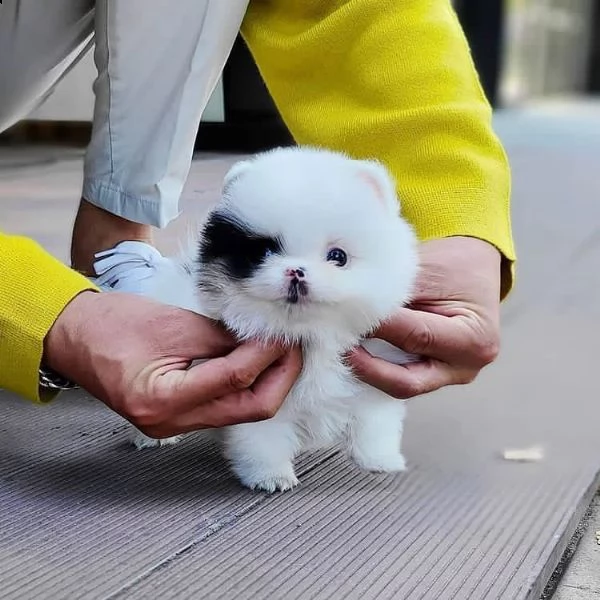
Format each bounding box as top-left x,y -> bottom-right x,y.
0,0 -> 514,403
0,234 -> 97,401
242,0 -> 514,294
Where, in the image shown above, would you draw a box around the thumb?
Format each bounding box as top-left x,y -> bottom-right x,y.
163,310 -> 238,358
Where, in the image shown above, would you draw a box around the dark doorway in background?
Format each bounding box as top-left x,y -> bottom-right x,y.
454,0 -> 505,106
194,3 -> 507,152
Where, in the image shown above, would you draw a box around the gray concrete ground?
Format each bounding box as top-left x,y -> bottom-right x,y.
491,99 -> 600,598
1,101 -> 600,599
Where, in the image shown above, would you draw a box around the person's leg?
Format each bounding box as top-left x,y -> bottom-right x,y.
0,0 -> 94,134
72,0 -> 250,275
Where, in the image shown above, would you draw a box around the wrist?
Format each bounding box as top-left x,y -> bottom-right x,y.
440,235 -> 509,299
424,236 -> 501,267
43,290 -> 101,381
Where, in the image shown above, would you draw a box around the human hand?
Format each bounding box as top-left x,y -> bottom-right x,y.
348,237 -> 502,398
44,291 -> 302,437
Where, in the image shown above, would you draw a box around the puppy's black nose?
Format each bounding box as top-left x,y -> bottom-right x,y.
285,267 -> 306,279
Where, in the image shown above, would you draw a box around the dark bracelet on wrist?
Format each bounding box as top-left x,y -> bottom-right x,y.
39,365 -> 79,391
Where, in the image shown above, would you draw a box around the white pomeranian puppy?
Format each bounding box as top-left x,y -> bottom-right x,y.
135,146 -> 419,493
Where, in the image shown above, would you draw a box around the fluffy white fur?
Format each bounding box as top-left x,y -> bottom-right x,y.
134,146 -> 419,493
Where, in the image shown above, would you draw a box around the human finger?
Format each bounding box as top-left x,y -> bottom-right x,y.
373,308 -> 499,367
245,346 -> 303,415
160,309 -> 238,358
348,346 -> 476,399
167,347 -> 303,432
149,340 -> 290,416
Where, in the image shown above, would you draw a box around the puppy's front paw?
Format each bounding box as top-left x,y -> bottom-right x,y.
132,432 -> 183,450
249,473 -> 300,494
236,466 -> 300,493
352,451 -> 407,473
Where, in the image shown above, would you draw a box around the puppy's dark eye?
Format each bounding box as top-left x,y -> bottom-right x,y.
326,247 -> 347,267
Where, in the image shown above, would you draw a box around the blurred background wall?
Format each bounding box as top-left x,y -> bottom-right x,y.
499,0 -> 598,103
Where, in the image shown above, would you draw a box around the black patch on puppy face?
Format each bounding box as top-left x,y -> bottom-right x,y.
199,210 -> 283,280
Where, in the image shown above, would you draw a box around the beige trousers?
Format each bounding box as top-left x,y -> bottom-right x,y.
0,0 -> 250,227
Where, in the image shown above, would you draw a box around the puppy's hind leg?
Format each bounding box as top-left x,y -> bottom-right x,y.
348,392 -> 407,473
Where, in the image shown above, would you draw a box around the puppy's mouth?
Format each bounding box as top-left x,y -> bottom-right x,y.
287,278 -> 309,304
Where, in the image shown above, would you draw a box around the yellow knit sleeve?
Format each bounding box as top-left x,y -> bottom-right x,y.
0,233 -> 98,402
242,0 -> 515,297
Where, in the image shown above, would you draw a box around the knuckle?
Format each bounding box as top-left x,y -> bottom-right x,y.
261,399 -> 281,420
129,409 -> 162,429
473,335 -> 500,366
458,370 -> 478,385
405,323 -> 435,354
404,381 -> 426,399
251,397 -> 280,421
392,378 -> 425,400
229,366 -> 258,390
248,406 -> 277,422
127,410 -> 160,433
123,396 -> 166,428
258,406 -> 278,421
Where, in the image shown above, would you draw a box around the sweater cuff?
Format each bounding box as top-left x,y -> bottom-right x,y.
0,234 -> 98,402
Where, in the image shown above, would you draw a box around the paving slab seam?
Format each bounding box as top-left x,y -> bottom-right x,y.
539,481 -> 600,600
539,505 -> 596,600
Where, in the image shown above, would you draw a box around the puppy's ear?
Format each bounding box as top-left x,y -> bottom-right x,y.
355,159 -> 401,215
222,159 -> 254,196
